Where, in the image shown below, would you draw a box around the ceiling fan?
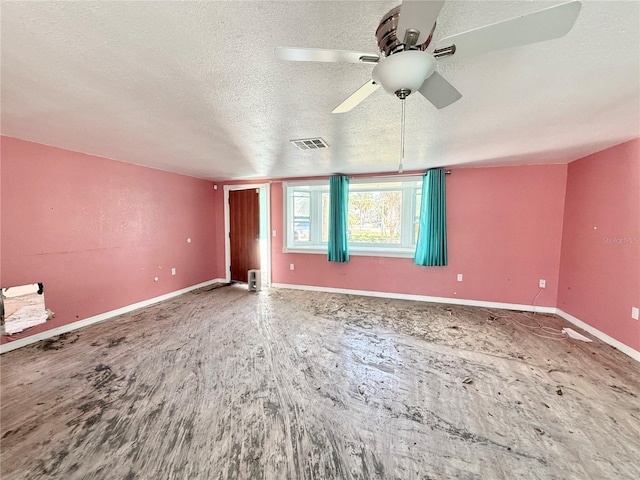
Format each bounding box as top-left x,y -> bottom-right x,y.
276,0 -> 582,113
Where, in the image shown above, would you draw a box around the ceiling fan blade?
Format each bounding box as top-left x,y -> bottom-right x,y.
332,80 -> 380,114
436,1 -> 581,61
418,72 -> 461,109
397,0 -> 445,46
275,47 -> 379,64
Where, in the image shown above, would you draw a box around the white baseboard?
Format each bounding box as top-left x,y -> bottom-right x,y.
5,279 -> 637,363
270,283 -> 556,314
555,309 -> 640,362
0,278 -> 226,354
271,283 -> 639,363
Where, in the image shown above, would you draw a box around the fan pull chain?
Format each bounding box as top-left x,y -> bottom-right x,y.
399,98 -> 406,173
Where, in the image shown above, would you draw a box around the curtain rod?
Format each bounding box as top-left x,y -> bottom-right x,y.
267,170 -> 452,184
349,170 -> 451,179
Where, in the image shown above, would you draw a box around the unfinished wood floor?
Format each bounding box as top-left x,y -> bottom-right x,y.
1,285 -> 639,480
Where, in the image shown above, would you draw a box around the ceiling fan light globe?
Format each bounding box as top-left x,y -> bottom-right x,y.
372,50 -> 436,96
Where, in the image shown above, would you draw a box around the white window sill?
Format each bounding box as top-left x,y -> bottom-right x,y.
283,246 -> 415,259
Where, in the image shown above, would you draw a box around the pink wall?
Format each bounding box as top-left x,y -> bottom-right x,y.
270,165 -> 568,307
4,134 -> 635,351
1,137 -> 218,343
558,139 -> 640,351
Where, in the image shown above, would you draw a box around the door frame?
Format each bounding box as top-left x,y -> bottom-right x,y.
223,183 -> 271,285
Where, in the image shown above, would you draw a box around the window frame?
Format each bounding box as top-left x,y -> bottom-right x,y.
284,180 -> 328,249
283,177 -> 422,258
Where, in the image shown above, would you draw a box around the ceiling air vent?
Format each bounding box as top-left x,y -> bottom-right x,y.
290,137 -> 329,151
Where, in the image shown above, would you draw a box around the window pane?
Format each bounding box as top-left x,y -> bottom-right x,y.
293,219 -> 310,242
293,191 -> 310,216
321,193 -> 329,243
348,191 -> 402,244
414,190 -> 422,243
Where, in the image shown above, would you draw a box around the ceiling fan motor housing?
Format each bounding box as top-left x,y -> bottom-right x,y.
375,6 -> 435,56
372,50 -> 436,97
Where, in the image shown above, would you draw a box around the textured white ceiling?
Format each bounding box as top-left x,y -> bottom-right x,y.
1,1 -> 639,180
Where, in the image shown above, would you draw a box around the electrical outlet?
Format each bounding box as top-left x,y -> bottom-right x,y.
539,279 -> 546,288
171,268 -> 176,276
290,264 -> 295,271
457,274 -> 463,282
272,230 -> 277,237
632,307 -> 639,321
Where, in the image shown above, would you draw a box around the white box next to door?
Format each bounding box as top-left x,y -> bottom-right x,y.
248,270 -> 262,292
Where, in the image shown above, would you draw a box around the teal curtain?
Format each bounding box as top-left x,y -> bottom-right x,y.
414,168 -> 448,266
328,175 -> 350,262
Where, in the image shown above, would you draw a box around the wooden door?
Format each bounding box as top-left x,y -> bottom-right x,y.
229,189 -> 260,283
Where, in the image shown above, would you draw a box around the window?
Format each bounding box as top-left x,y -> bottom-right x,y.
284,177 -> 422,256
293,190 -> 311,242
